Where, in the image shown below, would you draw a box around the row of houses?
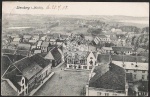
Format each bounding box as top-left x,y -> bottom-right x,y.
86,54 -> 148,96
93,34 -> 127,46
1,54 -> 52,96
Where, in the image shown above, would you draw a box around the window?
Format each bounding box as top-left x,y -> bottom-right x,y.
134,74 -> 136,79
97,92 -> 101,96
23,85 -> 24,89
142,71 -> 145,73
105,93 -> 109,96
26,89 -> 28,94
126,70 -> 128,72
142,75 -> 145,80
22,79 -> 24,84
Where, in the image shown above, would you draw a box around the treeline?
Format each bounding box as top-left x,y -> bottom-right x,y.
119,26 -> 141,33
141,27 -> 149,33
87,28 -> 103,36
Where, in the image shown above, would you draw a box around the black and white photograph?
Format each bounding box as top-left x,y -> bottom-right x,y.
1,2 -> 149,96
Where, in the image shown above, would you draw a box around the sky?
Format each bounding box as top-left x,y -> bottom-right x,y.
2,2 -> 149,17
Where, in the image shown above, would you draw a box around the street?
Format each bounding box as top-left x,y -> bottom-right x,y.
34,63 -> 90,96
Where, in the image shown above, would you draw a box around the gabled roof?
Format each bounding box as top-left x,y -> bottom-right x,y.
22,62 -> 42,79
97,54 -> 110,63
13,38 -> 21,42
111,55 -> 148,63
41,42 -> 50,47
3,54 -> 25,63
1,55 -> 13,76
60,34 -> 68,39
89,63 -> 126,91
34,50 -> 41,54
98,35 -> 107,38
29,39 -> 37,43
2,49 -> 16,54
15,50 -> 30,56
23,35 -> 32,39
1,81 -> 18,96
46,47 -> 62,61
37,41 -> 43,47
112,61 -> 148,71
30,54 -> 51,68
102,47 -> 113,51
110,35 -> 118,40
18,43 -> 31,50
112,46 -> 133,52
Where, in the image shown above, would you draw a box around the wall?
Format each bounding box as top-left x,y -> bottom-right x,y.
126,69 -> 148,81
87,87 -> 126,96
87,52 -> 96,69
18,77 -> 28,95
41,64 -> 52,80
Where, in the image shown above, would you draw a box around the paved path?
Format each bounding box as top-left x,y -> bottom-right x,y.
34,62 -> 90,96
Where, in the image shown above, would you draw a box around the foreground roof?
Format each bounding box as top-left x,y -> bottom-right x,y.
89,63 -> 126,91
1,80 -> 18,96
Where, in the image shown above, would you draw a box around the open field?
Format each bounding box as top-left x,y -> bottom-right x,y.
34,63 -> 90,96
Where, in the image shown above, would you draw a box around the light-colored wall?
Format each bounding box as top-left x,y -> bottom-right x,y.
87,87 -> 126,96
41,64 -> 52,79
19,77 -> 28,95
126,69 -> 148,81
87,52 -> 96,67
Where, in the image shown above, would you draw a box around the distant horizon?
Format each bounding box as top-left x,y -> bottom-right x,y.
3,13 -> 149,18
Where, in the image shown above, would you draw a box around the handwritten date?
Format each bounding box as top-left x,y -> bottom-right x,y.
46,4 -> 68,10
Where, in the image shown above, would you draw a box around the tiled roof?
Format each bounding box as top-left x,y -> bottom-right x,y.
34,50 -> 42,54
3,66 -> 23,91
112,61 -> 148,71
98,35 -> 107,38
22,62 -> 43,79
110,35 -> 118,40
13,38 -> 21,42
18,43 -> 31,50
138,81 -> 148,92
3,54 -> 25,63
2,49 -> 16,54
30,54 -> 50,68
37,41 -> 43,47
1,55 -> 12,76
50,47 -> 62,61
41,42 -> 50,47
1,81 -> 18,96
89,63 -> 126,91
112,46 -> 132,52
60,34 -> 68,39
29,39 -> 37,43
111,55 -> 148,63
97,54 -> 110,63
15,50 -> 30,56
23,35 -> 32,39
102,47 -> 113,51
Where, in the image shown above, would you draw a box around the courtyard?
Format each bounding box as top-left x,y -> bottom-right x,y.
34,63 -> 90,96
